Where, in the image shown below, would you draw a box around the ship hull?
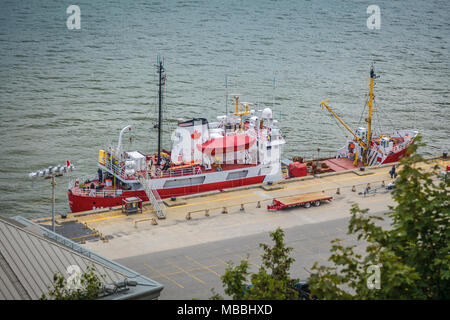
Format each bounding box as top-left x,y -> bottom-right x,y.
381,147 -> 408,164
68,175 -> 265,213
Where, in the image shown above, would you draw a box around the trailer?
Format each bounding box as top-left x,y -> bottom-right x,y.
267,192 -> 333,211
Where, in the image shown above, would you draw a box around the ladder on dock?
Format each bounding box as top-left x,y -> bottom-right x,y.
137,173 -> 166,219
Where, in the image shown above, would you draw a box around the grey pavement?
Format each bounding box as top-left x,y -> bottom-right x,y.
116,211 -> 390,300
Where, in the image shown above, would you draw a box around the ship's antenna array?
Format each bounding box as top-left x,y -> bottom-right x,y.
272,73 -> 276,111
225,75 -> 228,119
156,56 -> 166,165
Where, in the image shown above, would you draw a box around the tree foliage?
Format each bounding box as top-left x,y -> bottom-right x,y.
41,265 -> 104,300
211,228 -> 299,300
308,136 -> 450,299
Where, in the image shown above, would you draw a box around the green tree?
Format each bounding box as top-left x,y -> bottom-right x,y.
211,228 -> 299,300
308,136 -> 450,299
41,265 -> 104,300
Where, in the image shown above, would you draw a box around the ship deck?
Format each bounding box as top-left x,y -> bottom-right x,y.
323,157 -> 364,172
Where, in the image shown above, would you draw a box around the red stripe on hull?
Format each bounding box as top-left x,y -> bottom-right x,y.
381,146 -> 408,164
68,176 -> 265,213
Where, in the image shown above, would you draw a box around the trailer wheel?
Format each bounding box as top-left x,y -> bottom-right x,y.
314,200 -> 321,207
304,202 -> 311,208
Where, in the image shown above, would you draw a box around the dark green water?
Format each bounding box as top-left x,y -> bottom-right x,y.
0,0 -> 449,218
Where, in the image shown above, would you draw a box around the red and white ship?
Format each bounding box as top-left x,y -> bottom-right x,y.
68,60 -> 286,213
319,65 -> 418,172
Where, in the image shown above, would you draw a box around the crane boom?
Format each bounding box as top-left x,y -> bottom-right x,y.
319,100 -> 367,148
319,65 -> 377,166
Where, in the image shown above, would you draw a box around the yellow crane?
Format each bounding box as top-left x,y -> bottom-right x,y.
320,65 -> 377,166
232,95 -> 251,130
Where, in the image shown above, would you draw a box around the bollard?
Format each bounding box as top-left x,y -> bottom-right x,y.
352,185 -> 356,192
83,222 -> 88,229
186,212 -> 191,220
256,201 -> 261,208
205,209 -> 210,217
240,204 -> 245,211
80,237 -> 85,244
222,207 -> 228,214
336,188 -> 340,195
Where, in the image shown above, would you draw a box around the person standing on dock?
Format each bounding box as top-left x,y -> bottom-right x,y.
389,165 -> 396,179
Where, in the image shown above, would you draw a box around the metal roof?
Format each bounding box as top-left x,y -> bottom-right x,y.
0,216 -> 163,300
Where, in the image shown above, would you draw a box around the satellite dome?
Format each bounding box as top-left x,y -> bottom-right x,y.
262,108 -> 273,119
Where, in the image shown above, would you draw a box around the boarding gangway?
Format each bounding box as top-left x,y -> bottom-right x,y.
137,173 -> 167,219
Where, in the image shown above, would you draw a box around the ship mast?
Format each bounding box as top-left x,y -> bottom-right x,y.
365,65 -> 376,164
156,57 -> 165,165
320,65 -> 378,166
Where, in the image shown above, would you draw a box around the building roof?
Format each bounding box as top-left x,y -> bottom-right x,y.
0,216 -> 163,300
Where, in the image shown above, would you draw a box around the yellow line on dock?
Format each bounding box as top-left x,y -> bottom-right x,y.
83,214 -> 125,223
168,192 -> 254,209
166,259 -> 206,285
144,263 -> 184,289
184,255 -> 222,278
216,257 -> 230,266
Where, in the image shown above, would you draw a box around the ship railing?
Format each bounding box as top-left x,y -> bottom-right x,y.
149,165 -> 203,179
68,175 -> 99,190
300,151 -> 338,162
102,160 -> 137,181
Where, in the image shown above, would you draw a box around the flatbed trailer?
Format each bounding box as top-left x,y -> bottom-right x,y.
267,192 -> 333,211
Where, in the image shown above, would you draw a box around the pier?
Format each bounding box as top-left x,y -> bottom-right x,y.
29,156 -> 449,299
33,156 -> 448,254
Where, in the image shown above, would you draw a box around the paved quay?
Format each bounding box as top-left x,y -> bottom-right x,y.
32,158 -> 448,299
34,157 -> 447,260
116,210 -> 392,300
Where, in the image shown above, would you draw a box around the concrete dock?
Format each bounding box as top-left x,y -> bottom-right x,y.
31,157 -> 448,299
34,157 -> 448,261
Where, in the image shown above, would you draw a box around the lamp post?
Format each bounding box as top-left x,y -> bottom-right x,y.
28,161 -> 75,232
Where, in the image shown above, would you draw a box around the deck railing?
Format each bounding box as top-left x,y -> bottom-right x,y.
102,159 -> 203,181
157,165 -> 202,178
103,160 -> 134,181
68,175 -> 99,190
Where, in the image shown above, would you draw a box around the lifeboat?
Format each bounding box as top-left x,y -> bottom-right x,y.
168,160 -> 200,170
197,134 -> 256,155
